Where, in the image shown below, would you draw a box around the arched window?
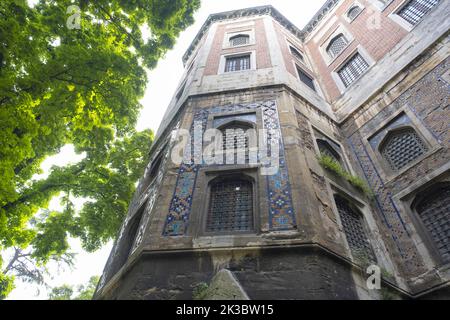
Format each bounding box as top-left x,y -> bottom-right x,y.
326,34 -> 348,58
334,195 -> 376,262
347,5 -> 362,20
380,127 -> 428,171
206,176 -> 254,233
413,183 -> 450,263
229,34 -> 250,47
220,122 -> 253,164
317,139 -> 342,164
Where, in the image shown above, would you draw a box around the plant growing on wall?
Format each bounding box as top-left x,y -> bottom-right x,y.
318,155 -> 374,198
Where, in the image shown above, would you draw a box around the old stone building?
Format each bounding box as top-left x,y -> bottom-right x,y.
95,0 -> 450,299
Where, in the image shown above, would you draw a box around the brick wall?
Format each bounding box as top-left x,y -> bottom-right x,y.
305,0 -> 408,102
204,18 -> 271,76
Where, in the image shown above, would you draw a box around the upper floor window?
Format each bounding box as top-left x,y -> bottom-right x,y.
326,34 -> 349,59
334,195 -> 376,262
337,53 -> 369,87
347,5 -> 363,20
206,176 -> 254,233
225,55 -> 251,72
229,34 -> 250,47
413,183 -> 450,263
289,45 -> 304,62
296,66 -> 316,91
379,127 -> 428,171
397,0 -> 440,26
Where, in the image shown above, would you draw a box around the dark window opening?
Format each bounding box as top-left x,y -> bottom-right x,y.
347,5 -> 363,20
317,139 -> 342,164
326,34 -> 348,58
380,128 -> 428,171
414,184 -> 450,263
398,0 -> 440,25
229,34 -> 250,46
335,195 -> 376,262
206,177 -> 254,233
290,45 -> 304,62
296,67 -> 316,91
225,55 -> 251,72
337,53 -> 369,87
220,122 -> 253,164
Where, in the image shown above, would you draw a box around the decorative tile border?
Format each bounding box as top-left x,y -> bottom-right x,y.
163,100 -> 297,236
347,60 -> 449,274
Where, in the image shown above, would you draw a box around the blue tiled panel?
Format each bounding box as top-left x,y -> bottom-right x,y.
163,101 -> 297,236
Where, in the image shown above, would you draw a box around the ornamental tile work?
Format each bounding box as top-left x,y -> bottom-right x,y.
347,59 -> 449,275
163,100 -> 297,236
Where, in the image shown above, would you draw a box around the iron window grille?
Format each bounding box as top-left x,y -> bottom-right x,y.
326,34 -> 349,59
380,128 -> 428,171
397,0 -> 440,25
206,178 -> 254,233
335,196 -> 376,262
415,185 -> 450,263
296,67 -> 316,91
225,55 -> 251,72
290,46 -> 304,62
220,124 -> 251,164
229,34 -> 250,47
347,5 -> 363,20
337,53 -> 369,87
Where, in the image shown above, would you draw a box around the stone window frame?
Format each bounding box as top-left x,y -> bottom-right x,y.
319,24 -> 355,66
362,107 -> 441,183
311,126 -> 352,172
393,166 -> 450,269
222,28 -> 255,49
344,1 -> 366,23
331,46 -> 375,93
283,34 -> 312,70
200,170 -> 260,236
218,50 -> 257,74
295,64 -> 317,93
327,182 -> 396,272
388,0 -> 441,32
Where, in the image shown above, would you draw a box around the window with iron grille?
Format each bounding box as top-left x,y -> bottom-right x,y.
296,67 -> 316,91
415,185 -> 450,263
221,123 -> 252,164
337,53 -> 369,87
397,0 -> 440,25
347,5 -> 363,20
380,128 -> 428,171
206,177 -> 253,233
317,139 -> 342,164
326,34 -> 349,58
229,34 -> 250,47
225,55 -> 251,72
290,45 -> 304,62
335,195 -> 376,262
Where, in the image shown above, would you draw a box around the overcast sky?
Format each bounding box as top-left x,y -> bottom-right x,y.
8,0 -> 326,300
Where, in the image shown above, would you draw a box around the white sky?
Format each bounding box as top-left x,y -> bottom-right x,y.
7,0 -> 326,299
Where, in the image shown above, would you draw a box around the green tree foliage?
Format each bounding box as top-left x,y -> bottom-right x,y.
0,0 -> 200,298
48,275 -> 99,300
